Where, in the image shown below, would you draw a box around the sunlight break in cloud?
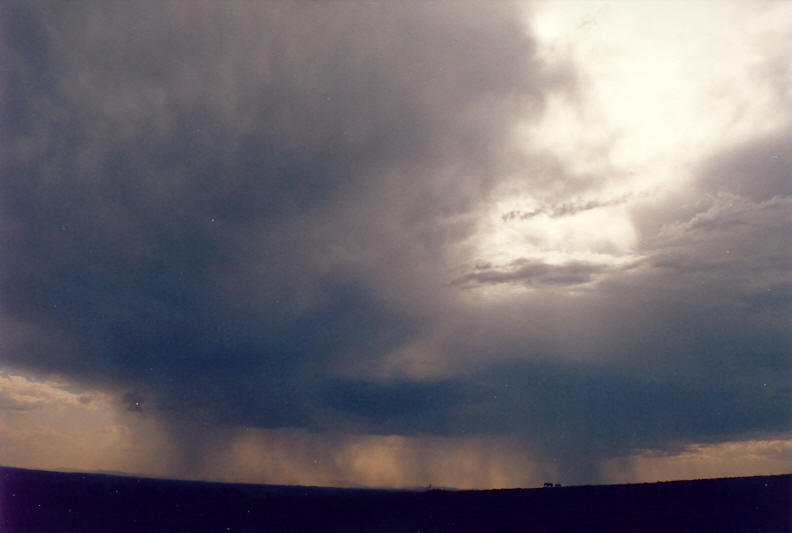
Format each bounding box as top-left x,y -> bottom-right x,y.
470,0 -> 792,281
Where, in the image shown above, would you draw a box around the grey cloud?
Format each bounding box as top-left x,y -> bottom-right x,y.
320,379 -> 465,434
0,1 -> 558,437
122,390 -> 144,412
699,128 -> 792,202
501,193 -> 635,221
437,125 -> 790,481
632,127 -> 792,242
1,0 -> 789,488
455,258 -> 611,287
315,355 -> 789,483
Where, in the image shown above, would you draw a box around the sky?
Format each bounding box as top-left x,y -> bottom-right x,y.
1,1 -> 790,489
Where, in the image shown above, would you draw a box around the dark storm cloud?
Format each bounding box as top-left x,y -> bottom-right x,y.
321,378 -> 465,434
0,0 -> 553,427
345,124 -> 790,482
122,390 -> 144,412
2,0 -> 789,487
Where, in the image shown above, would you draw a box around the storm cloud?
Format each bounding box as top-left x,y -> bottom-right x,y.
1,1 -> 789,486
0,0 -> 554,443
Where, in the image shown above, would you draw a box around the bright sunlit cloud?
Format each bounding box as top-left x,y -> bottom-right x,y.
470,1 -> 792,284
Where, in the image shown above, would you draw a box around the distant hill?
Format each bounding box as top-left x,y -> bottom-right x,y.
1,466 -> 789,532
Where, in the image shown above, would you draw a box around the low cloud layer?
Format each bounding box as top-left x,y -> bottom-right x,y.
455,258 -> 613,287
1,1 -> 789,486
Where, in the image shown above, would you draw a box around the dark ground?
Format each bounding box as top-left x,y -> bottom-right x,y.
1,466 -> 789,532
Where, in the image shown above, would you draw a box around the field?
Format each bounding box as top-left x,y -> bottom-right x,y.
1,466 -> 789,532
